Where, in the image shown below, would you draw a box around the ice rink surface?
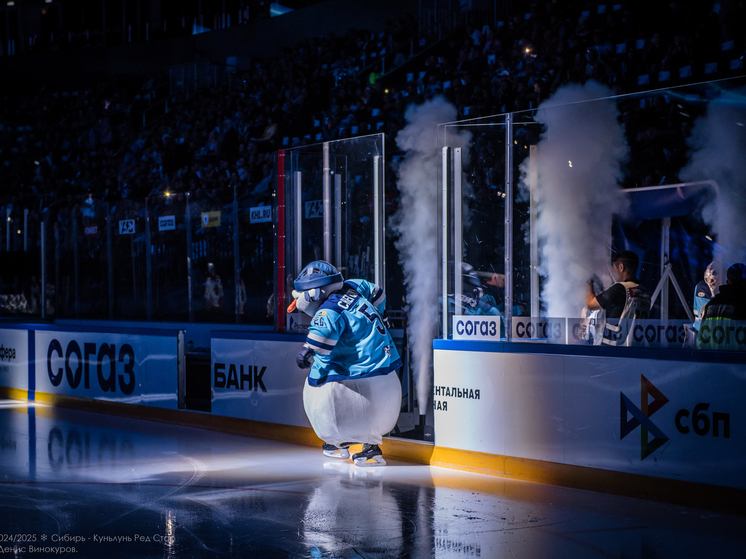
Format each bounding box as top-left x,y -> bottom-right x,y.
0,399 -> 743,558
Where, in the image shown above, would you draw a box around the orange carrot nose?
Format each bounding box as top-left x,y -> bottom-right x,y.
286,299 -> 297,313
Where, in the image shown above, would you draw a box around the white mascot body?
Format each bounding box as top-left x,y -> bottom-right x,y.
288,261 -> 402,466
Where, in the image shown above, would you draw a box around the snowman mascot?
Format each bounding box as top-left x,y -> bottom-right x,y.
287,260 -> 402,466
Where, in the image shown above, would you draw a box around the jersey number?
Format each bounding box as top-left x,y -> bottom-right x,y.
359,303 -> 386,335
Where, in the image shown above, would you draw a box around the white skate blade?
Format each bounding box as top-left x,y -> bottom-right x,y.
353,455 -> 386,467
323,448 -> 350,459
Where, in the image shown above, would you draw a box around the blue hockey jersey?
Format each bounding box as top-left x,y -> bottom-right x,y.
304,280 -> 402,386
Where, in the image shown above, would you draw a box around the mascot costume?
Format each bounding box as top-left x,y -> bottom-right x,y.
287,261 -> 402,466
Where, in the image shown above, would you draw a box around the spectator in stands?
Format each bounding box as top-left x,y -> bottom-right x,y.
204,262 -> 224,313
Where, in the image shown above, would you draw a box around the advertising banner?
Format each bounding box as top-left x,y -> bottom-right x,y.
434,345 -> 746,488
201,211 -> 221,228
118,219 -> 135,234
158,215 -> 177,231
286,312 -> 311,335
250,206 -> 272,224
34,329 -> 179,408
211,334 -> 310,426
511,317 -> 565,343
452,315 -> 501,341
0,328 -> 29,391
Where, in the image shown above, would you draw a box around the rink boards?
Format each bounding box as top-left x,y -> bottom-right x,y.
2,322 -> 746,503
434,340 -> 746,490
0,324 -> 180,408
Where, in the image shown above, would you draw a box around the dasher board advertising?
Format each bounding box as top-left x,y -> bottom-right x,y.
287,312 -> 311,335
452,315 -> 501,341
433,344 -> 746,489
211,333 -> 310,427
35,328 -> 179,408
511,317 -> 565,343
0,328 -> 29,391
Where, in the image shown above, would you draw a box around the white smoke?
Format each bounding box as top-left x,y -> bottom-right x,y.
520,81 -> 629,317
680,90 -> 746,264
391,97 -> 471,413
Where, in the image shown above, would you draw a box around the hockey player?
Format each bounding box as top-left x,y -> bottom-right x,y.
448,263 -> 501,316
287,261 -> 402,466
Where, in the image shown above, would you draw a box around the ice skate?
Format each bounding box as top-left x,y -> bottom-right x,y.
322,443 -> 351,459
352,444 -> 386,467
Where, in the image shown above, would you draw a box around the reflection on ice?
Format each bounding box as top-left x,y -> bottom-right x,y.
0,401 -> 744,558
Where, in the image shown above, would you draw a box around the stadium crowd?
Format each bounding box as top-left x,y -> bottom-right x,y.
0,0 -> 744,319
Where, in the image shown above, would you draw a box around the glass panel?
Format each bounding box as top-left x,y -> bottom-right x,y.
442,77 -> 746,350
0,206 -> 42,318
110,198 -> 148,319
440,117 -> 508,338
329,134 -> 383,282
283,134 -> 384,300
149,193 -> 189,321
290,144 -> 326,274
237,171 -> 274,325
51,203 -> 78,318
77,197 -> 112,319
188,189 -> 236,323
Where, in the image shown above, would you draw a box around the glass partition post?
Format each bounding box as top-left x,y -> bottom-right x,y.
454,147 -> 463,314
73,207 -> 79,318
504,113 -> 514,342
106,205 -> 114,319
441,146 -> 450,339
233,185 -> 240,325
323,142 -> 332,262
41,220 -> 46,319
334,173 -> 342,270
277,149 -> 286,331
185,194 -> 193,322
145,201 -> 153,321
529,145 -> 539,317
373,155 -> 384,287
53,221 -> 60,316
294,170 -> 303,275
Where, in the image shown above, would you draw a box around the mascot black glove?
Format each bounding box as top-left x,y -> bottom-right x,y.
296,346 -> 315,369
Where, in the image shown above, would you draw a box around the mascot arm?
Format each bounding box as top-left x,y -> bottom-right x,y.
296,345 -> 315,369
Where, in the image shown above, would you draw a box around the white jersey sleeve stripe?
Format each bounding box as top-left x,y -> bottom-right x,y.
307,332 -> 338,347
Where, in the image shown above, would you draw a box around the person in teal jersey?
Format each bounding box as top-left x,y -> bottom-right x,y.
288,261 -> 402,466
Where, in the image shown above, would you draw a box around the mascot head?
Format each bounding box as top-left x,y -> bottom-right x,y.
287,260 -> 344,316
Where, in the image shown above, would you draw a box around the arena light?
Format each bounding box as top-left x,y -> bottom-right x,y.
7,1 -> 15,6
